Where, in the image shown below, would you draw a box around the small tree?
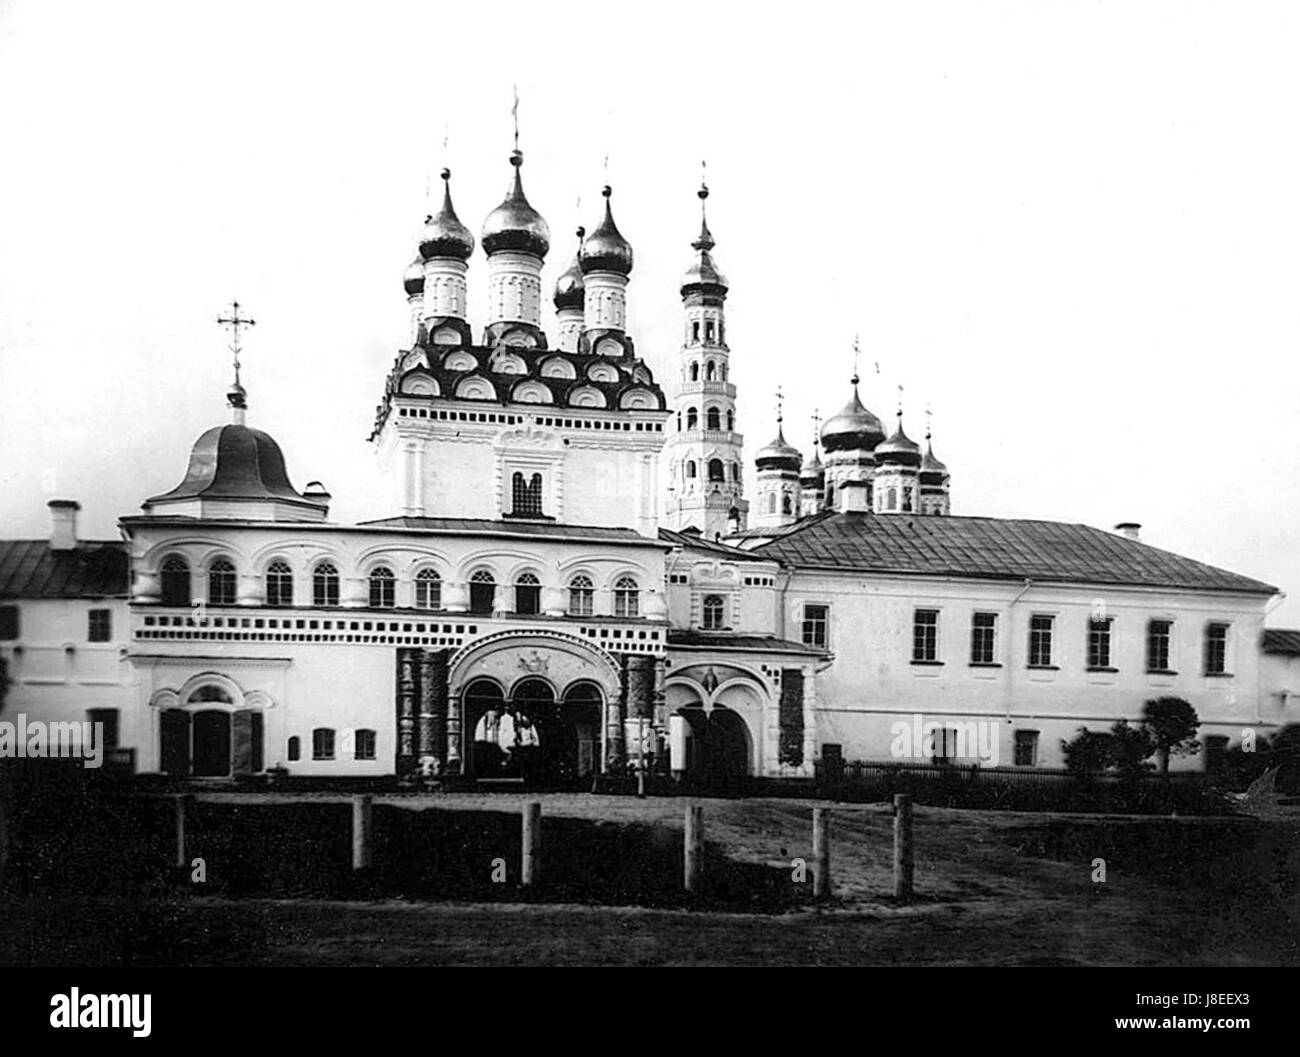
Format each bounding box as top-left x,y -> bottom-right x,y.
1108,719 -> 1156,779
1142,697 -> 1201,775
1062,728 -> 1112,779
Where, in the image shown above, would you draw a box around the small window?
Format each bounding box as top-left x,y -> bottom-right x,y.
704,321 -> 715,343
1147,619 -> 1173,672
1204,623 -> 1229,674
266,561 -> 293,607
689,361 -> 699,381
208,558 -> 236,605
614,576 -> 640,618
802,603 -> 829,649
691,322 -> 700,343
312,727 -> 335,760
706,407 -> 721,431
415,569 -> 441,610
706,360 -> 716,380
708,458 -> 725,482
781,493 -> 792,514
469,570 -> 496,615
726,410 -> 734,432
1,604 -> 22,640
701,594 -> 725,630
767,492 -> 777,514
1087,618 -> 1113,669
515,572 -> 541,615
970,612 -> 997,664
913,609 -> 939,663
932,726 -> 959,763
287,736 -> 301,762
369,566 -> 395,608
160,557 -> 190,606
1029,614 -> 1054,667
313,562 -> 340,607
568,575 -> 594,617
354,728 -> 376,760
88,608 -> 112,643
1014,730 -> 1039,767
511,471 -> 544,517
685,460 -> 697,479
686,407 -> 698,431
87,708 -> 119,752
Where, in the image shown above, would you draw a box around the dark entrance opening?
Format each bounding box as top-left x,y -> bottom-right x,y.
676,706 -> 750,792
192,710 -> 232,777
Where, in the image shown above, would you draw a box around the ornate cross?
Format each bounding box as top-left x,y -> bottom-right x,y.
217,300 -> 256,389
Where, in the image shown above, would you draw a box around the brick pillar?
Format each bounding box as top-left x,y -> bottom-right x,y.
396,648 -> 421,787
623,654 -> 656,773
419,649 -> 450,784
778,667 -> 805,771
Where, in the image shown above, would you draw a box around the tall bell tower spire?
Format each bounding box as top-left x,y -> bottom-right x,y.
663,170 -> 748,538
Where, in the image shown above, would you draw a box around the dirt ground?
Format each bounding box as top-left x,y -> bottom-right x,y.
3,793 -> 1298,966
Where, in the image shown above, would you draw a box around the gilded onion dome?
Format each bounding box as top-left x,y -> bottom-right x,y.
580,185 -> 634,275
876,413 -> 922,466
800,443 -> 825,486
403,256 -> 425,296
820,376 -> 886,453
756,424 -> 803,472
553,226 -> 586,310
481,150 -> 550,259
419,169 -> 475,262
681,183 -> 728,296
920,434 -> 950,482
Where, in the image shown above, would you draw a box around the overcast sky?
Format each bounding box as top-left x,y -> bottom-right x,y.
1,1 -> 1297,623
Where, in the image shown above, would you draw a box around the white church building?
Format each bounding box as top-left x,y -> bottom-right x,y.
1,146 -> 1296,786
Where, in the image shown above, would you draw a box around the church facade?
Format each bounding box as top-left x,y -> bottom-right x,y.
1,145 -> 1296,785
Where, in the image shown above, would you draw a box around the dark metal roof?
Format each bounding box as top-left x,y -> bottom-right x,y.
668,630 -> 823,655
359,516 -> 664,546
147,423 -> 316,508
1263,629 -> 1300,656
659,528 -> 774,563
0,540 -> 129,599
751,512 -> 1278,595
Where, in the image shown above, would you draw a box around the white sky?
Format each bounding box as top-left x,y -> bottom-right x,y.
1,1 -> 1297,623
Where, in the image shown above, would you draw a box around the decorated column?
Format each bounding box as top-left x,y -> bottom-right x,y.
395,648 -> 421,786
419,649 -> 450,785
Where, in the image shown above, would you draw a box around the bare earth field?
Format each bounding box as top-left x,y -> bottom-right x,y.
3,794 -> 1298,966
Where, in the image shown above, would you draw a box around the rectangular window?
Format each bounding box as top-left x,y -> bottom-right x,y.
931,727 -> 958,763
1087,618 -> 1112,669
312,728 -> 335,760
0,605 -> 19,641
1204,623 -> 1229,675
1014,729 -> 1039,767
1028,614 -> 1054,667
912,609 -> 939,663
1204,734 -> 1229,772
802,604 -> 829,649
88,608 -> 112,643
1147,619 -> 1173,672
87,708 -> 119,752
354,728 -> 376,760
970,612 -> 997,664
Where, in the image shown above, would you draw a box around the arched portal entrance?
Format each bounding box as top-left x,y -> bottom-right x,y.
674,706 -> 751,791
157,681 -> 264,780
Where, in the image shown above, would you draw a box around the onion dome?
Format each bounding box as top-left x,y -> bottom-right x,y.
876,412 -> 922,466
820,376 -> 886,453
920,433 -> 950,482
146,422 -> 313,506
580,185 -> 633,276
756,424 -> 803,472
681,182 -> 728,296
481,151 -> 550,259
419,169 -> 475,262
403,256 -> 425,296
553,226 -> 586,310
800,443 -> 825,486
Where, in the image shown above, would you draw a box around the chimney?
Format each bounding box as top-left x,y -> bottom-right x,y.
1114,521 -> 1142,542
838,479 -> 870,513
48,499 -> 80,551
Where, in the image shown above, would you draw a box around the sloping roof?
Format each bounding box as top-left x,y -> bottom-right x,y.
359,516 -> 663,546
658,528 -> 774,563
667,630 -> 823,655
0,540 -> 130,599
1263,629 -> 1300,656
751,513 -> 1277,595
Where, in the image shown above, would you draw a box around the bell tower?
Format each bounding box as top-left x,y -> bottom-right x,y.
663,176 -> 748,538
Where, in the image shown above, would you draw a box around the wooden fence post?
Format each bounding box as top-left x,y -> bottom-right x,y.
684,803 -> 703,892
521,800 -> 541,886
893,793 -> 913,902
812,807 -> 831,899
352,795 -> 373,871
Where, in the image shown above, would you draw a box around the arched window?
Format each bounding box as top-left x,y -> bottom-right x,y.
208,558 -> 236,605
161,556 -> 190,607
730,462 -> 740,482
369,566 -> 395,608
782,493 -> 792,514
691,321 -> 700,343
266,561 -> 293,607
613,576 -> 640,618
515,571 -> 541,615
705,320 -> 715,343
469,570 -> 496,615
720,362 -> 728,380
708,458 -> 725,482
568,575 -> 594,617
689,361 -> 700,381
686,407 -> 698,430
415,568 -> 441,609
825,485 -> 835,509
706,360 -> 716,381
706,407 -> 721,431
685,460 -> 697,479
726,410 -> 734,431
676,412 -> 682,431
887,487 -> 897,511
287,736 -> 300,762
313,562 -> 339,606
511,472 -> 544,517
702,594 -> 725,630
768,492 -> 777,514
902,487 -> 914,513
312,727 -> 335,760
